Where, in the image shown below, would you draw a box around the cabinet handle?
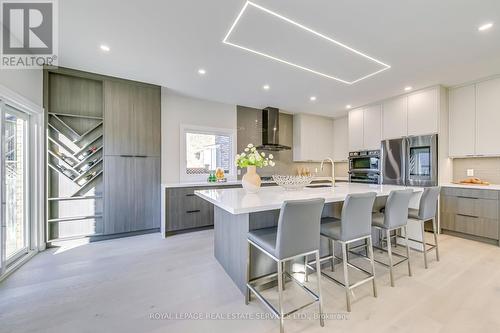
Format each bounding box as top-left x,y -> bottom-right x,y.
456,213 -> 479,219
185,194 -> 195,197
457,196 -> 478,200
119,155 -> 148,158
186,210 -> 201,214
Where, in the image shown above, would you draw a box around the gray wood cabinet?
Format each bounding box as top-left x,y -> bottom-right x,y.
104,81 -> 161,157
103,79 -> 161,236
104,156 -> 160,234
104,81 -> 134,156
103,156 -> 135,234
441,187 -> 499,242
133,85 -> 161,157
134,157 -> 161,230
165,185 -> 239,233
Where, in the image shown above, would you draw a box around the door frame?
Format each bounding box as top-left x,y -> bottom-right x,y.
0,84 -> 44,280
2,107 -> 30,265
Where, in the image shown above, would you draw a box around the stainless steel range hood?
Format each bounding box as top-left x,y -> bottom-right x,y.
257,107 -> 291,151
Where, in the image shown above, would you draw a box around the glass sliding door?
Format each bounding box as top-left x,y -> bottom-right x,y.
1,105 -> 30,265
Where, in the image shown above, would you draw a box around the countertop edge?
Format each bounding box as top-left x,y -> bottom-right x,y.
440,183 -> 500,191
163,177 -> 348,189
195,184 -> 424,215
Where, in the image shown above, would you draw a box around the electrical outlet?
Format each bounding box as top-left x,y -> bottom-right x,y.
237,169 -> 241,176
467,169 -> 474,177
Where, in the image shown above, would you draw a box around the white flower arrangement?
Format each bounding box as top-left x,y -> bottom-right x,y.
235,143 -> 275,168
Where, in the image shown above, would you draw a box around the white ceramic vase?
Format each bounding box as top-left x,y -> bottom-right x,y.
242,166 -> 261,193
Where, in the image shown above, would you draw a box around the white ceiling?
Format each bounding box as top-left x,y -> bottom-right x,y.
59,0 -> 500,117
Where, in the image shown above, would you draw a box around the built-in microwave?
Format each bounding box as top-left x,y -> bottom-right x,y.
349,150 -> 381,184
349,150 -> 380,172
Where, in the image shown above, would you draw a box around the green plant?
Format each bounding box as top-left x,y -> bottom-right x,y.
235,144 -> 275,168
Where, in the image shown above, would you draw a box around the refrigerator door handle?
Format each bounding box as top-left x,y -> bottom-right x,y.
403,137 -> 408,186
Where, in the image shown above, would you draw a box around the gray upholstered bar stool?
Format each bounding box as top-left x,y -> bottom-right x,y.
246,198 -> 325,333
311,192 -> 377,312
371,189 -> 414,287
407,187 -> 441,269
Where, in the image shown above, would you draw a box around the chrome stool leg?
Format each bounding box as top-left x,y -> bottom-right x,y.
404,226 -> 412,277
341,242 -> 352,312
386,229 -> 395,287
245,241 -> 251,305
329,239 -> 335,272
277,260 -> 285,333
282,262 -> 286,291
432,217 -> 440,261
421,220 -> 428,269
315,250 -> 325,327
367,236 -> 377,297
304,255 -> 309,282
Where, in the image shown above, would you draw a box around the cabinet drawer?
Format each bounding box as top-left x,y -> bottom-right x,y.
454,214 -> 499,240
167,187 -> 198,198
441,187 -> 499,200
441,195 -> 498,219
441,212 -> 499,240
166,190 -> 214,232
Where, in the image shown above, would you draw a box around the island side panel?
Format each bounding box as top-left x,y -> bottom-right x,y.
214,207 -> 250,294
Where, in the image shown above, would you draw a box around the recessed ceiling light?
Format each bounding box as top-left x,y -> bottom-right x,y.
478,22 -> 493,31
222,1 -> 391,85
310,96 -> 317,101
262,84 -> 270,90
100,44 -> 110,52
404,86 -> 413,91
346,105 -> 352,109
198,68 -> 206,75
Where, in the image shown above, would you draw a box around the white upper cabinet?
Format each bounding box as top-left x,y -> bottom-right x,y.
293,113 -> 334,161
363,105 -> 382,150
407,88 -> 439,136
449,85 -> 475,156
475,77 -> 500,156
348,106 -> 381,151
333,116 -> 348,161
348,108 -> 364,151
382,96 -> 407,139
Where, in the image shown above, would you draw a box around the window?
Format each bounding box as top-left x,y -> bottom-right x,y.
180,125 -> 236,181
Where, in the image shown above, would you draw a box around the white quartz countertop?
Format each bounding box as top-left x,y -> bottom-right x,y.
440,183 -> 500,191
163,177 -> 348,188
195,183 -> 423,214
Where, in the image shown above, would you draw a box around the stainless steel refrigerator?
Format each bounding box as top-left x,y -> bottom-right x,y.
381,134 -> 438,187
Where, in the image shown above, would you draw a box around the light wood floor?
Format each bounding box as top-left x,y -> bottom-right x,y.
1,230 -> 500,333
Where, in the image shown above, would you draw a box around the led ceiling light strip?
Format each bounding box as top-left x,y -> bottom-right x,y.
222,1 -> 391,85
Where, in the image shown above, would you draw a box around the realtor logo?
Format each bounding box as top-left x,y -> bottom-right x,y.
1,0 -> 58,68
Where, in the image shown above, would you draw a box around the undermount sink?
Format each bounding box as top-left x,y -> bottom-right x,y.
306,184 -> 333,188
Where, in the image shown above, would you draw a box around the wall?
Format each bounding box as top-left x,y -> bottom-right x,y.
0,69 -> 43,106
161,88 -> 237,183
452,157 -> 500,184
236,105 -> 349,179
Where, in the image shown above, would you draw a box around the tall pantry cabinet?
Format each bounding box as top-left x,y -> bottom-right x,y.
103,80 -> 161,235
45,68 -> 161,244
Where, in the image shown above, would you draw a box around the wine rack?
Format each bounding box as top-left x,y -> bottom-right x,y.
45,70 -> 105,243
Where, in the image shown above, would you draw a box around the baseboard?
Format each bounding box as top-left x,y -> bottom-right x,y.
441,229 -> 499,246
48,228 -> 160,248
165,225 -> 214,237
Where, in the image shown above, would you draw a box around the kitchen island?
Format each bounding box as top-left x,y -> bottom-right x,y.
195,183 -> 423,294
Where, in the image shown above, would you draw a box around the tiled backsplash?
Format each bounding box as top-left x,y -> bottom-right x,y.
237,105 -> 348,180
452,157 -> 500,184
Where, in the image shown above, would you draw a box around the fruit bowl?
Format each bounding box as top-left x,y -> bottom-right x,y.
272,175 -> 313,190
